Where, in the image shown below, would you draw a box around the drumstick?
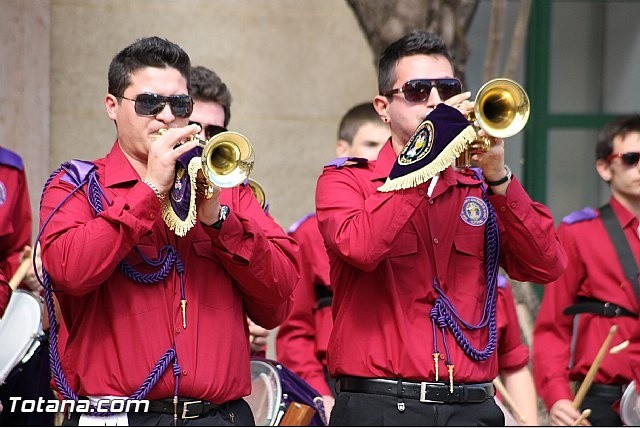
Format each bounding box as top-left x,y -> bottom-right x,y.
8,254 -> 33,291
609,340 -> 629,355
572,324 -> 618,409
570,408 -> 591,426
493,377 -> 526,424
278,402 -> 315,426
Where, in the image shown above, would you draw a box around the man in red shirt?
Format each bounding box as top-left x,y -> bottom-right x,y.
315,30 -> 566,426
276,102 -> 390,420
39,37 -> 299,426
533,114 -> 640,426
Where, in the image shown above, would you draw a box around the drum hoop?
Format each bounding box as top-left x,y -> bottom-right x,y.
0,290 -> 44,384
248,359 -> 284,426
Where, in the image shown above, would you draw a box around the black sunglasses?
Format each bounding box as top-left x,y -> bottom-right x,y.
382,78 -> 462,103
118,93 -> 193,118
606,152 -> 640,167
189,122 -> 227,140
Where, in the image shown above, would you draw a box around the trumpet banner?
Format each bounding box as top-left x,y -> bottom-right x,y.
161,146 -> 203,237
378,104 -> 476,192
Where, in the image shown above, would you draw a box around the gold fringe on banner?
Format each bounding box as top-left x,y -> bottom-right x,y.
161,158 -> 201,237
378,126 -> 477,192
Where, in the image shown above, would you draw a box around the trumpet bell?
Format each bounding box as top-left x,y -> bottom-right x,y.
201,131 -> 254,188
474,78 -> 530,139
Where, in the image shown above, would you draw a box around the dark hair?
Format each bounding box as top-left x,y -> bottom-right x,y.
378,30 -> 453,95
108,36 -> 191,98
595,114 -> 640,160
338,102 -> 383,144
189,66 -> 233,128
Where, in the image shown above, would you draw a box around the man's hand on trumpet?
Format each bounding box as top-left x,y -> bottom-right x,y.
144,123 -> 201,198
194,174 -> 223,227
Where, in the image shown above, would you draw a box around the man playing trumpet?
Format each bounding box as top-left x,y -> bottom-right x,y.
38,36 -> 299,426
315,30 -> 567,426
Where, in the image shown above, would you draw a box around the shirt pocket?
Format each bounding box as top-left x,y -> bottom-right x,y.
452,233 -> 487,301
192,240 -> 236,310
389,230 -> 419,295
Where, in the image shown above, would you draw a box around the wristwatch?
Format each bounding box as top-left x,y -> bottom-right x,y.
211,205 -> 229,230
485,165 -> 512,187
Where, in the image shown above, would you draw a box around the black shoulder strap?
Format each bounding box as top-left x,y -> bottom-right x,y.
599,203 -> 640,304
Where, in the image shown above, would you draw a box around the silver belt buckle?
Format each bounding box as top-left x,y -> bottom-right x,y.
419,382 -> 444,403
181,400 -> 201,419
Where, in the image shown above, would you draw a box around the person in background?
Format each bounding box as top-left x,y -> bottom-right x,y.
533,114 -> 640,426
276,102 -> 390,421
189,64 -> 270,356
38,36 -> 299,426
0,145 -> 53,426
315,29 -> 566,426
494,275 -> 538,426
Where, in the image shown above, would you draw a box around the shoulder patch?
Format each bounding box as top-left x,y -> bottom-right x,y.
0,147 -> 24,171
562,207 -> 598,224
324,156 -> 368,169
288,212 -> 315,234
60,159 -> 97,187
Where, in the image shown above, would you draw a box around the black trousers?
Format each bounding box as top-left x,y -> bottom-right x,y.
579,384 -> 624,426
0,336 -> 55,427
329,391 -> 504,426
62,398 -> 254,427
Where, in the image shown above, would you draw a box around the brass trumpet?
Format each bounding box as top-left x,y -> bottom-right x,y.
197,131 -> 254,188
456,78 -> 530,168
248,178 -> 267,211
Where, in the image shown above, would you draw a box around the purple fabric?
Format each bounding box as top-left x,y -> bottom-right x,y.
169,146 -> 203,221
0,147 -> 24,171
255,358 -> 327,426
288,213 -> 315,234
562,207 -> 597,224
388,104 -> 470,180
324,157 -> 368,168
60,160 -> 97,187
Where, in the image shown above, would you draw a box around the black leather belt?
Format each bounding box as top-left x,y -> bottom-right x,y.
338,377 -> 495,403
563,297 -> 637,318
147,398 -> 220,419
580,383 -> 628,399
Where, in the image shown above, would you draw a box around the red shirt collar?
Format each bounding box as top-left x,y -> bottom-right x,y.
102,141 -> 143,188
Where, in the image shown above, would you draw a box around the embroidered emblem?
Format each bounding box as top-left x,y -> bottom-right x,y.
0,181 -> 6,207
398,120 -> 434,165
460,196 -> 488,226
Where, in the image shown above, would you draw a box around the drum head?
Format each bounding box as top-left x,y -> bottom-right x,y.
246,359 -> 283,426
621,380 -> 640,426
0,290 -> 43,384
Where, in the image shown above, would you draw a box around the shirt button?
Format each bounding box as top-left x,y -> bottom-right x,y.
175,327 -> 181,334
418,189 -> 425,196
429,199 -> 434,205
182,370 -> 188,376
433,238 -> 439,244
500,206 -> 507,212
510,202 -> 517,208
150,212 -> 156,220
223,234 -> 230,240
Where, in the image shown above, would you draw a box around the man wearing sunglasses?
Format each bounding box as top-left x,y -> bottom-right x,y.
38,36 -> 299,426
315,30 -> 566,426
534,114 -> 640,426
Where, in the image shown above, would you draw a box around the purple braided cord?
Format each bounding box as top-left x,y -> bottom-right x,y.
38,164 -> 181,414
429,182 -> 499,362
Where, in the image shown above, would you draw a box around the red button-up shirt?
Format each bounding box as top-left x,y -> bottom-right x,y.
533,197 -> 638,410
276,213 -> 333,395
39,142 -> 299,403
496,277 -> 529,372
0,147 -> 32,279
315,141 -> 565,383
0,269 -> 10,317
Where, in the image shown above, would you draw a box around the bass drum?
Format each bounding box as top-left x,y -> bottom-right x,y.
620,380 -> 640,426
0,289 -> 44,384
